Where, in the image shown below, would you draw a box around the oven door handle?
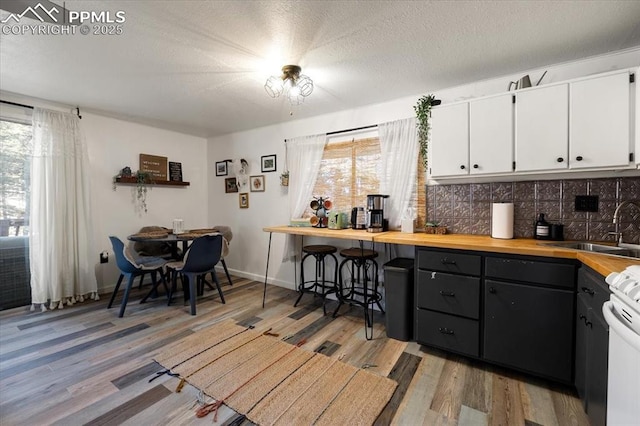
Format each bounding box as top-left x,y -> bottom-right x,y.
603,301 -> 640,352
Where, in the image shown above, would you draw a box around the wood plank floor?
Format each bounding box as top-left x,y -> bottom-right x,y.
0,276 -> 590,425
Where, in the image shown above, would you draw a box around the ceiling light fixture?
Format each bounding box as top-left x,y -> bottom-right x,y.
264,65 -> 313,105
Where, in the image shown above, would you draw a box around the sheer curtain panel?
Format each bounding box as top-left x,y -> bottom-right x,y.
378,117 -> 419,229
29,108 -> 98,311
283,134 -> 327,261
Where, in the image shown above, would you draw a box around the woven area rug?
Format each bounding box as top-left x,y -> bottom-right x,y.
154,320 -> 397,425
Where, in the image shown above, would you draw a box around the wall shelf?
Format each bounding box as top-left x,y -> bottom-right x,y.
114,176 -> 190,186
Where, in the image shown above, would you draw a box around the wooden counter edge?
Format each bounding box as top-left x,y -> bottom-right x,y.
263,226 -> 639,276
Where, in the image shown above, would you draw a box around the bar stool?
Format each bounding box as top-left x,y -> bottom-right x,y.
333,247 -> 384,340
295,245 -> 338,313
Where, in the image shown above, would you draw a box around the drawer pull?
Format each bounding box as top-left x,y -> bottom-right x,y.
441,258 -> 457,265
439,290 -> 456,297
488,287 -> 497,294
438,327 -> 455,335
581,287 -> 595,295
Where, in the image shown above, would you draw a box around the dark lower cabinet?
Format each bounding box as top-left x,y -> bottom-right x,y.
575,267 -> 610,426
483,279 -> 574,383
415,247 -> 578,385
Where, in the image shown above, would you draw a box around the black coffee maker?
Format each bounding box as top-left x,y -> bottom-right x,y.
366,194 -> 389,233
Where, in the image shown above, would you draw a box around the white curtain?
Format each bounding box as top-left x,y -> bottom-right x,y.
378,117 -> 419,229
29,108 -> 98,311
283,133 -> 327,261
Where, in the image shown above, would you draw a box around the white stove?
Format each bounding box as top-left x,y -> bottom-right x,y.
604,265 -> 640,426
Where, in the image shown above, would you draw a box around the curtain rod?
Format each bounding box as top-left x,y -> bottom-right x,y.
0,100 -> 34,109
284,124 -> 378,142
0,100 -> 82,119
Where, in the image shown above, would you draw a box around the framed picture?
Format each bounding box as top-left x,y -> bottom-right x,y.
261,154 -> 277,173
225,177 -> 238,193
239,192 -> 249,209
215,161 -> 228,177
250,175 -> 265,192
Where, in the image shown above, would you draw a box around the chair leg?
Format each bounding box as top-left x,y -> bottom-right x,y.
221,259 -> 232,286
187,273 -> 197,315
140,269 -> 165,304
211,272 -> 225,304
108,274 -> 124,309
118,274 -> 136,318
138,272 -> 146,290
167,269 -> 178,306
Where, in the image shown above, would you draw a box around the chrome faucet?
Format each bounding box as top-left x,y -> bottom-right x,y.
609,200 -> 640,244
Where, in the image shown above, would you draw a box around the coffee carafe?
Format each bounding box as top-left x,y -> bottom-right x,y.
366,194 -> 389,233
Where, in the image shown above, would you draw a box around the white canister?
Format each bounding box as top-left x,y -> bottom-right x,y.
172,219 -> 184,234
491,203 -> 514,239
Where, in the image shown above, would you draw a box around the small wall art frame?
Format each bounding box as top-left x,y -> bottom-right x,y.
225,177 -> 238,193
261,154 -> 277,173
239,192 -> 249,208
215,161 -> 228,176
250,175 -> 265,192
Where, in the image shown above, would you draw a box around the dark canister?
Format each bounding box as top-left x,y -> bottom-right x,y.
549,223 -> 564,241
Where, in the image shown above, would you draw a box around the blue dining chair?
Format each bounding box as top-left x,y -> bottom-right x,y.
166,233 -> 225,315
108,236 -> 168,317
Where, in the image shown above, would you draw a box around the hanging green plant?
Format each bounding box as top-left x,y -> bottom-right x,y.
134,171 -> 153,213
414,94 -> 437,168
112,169 -> 154,213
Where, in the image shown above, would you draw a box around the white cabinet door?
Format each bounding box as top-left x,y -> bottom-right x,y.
469,94 -> 514,174
515,84 -> 569,172
430,103 -> 469,177
570,71 -> 631,169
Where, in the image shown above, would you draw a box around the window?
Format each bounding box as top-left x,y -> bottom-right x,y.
311,136 -> 381,214
0,119 -> 32,237
309,134 -> 426,227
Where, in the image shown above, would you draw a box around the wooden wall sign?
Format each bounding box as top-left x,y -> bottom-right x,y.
139,154 -> 168,180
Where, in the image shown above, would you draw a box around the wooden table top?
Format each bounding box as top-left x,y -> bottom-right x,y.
263,226 -> 639,276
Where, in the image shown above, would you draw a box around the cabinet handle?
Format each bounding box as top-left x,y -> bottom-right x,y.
576,156 -> 583,161
557,157 -> 564,163
441,258 -> 457,265
460,165 -> 466,170
473,164 -> 479,169
489,287 -> 497,294
439,290 -> 456,297
438,327 -> 455,335
581,286 -> 595,295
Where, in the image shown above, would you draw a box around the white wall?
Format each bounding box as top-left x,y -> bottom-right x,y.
208,47 -> 640,291
81,113 -> 208,292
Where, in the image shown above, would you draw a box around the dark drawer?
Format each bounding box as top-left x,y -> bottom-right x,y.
485,257 -> 576,289
417,249 -> 481,276
578,267 -> 610,322
415,309 -> 479,357
416,270 -> 480,319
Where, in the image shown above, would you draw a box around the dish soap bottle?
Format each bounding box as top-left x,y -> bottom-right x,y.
534,213 -> 550,240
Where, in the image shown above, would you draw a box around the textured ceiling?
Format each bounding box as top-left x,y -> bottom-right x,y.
1,0 -> 639,137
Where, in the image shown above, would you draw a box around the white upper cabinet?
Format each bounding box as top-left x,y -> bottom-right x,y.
430,102 -> 469,177
569,71 -> 631,169
515,84 -> 569,172
469,94 -> 514,175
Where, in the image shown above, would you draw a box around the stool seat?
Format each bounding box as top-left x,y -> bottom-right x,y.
339,247 -> 378,259
296,245 -> 338,312
304,245 -> 338,255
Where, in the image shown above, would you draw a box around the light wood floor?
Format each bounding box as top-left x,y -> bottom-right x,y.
0,275 -> 590,425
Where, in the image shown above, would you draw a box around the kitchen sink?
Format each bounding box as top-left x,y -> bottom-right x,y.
540,241 -> 640,259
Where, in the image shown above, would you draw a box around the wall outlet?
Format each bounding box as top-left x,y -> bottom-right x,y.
575,195 -> 599,212
100,251 -> 109,264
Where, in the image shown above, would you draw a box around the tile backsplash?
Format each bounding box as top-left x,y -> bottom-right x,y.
426,177 -> 640,244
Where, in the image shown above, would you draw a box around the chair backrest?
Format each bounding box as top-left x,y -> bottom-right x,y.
109,236 -> 141,274
181,234 -> 223,274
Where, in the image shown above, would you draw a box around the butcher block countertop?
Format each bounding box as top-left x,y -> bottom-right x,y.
264,226 -> 639,277
376,232 -> 639,277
